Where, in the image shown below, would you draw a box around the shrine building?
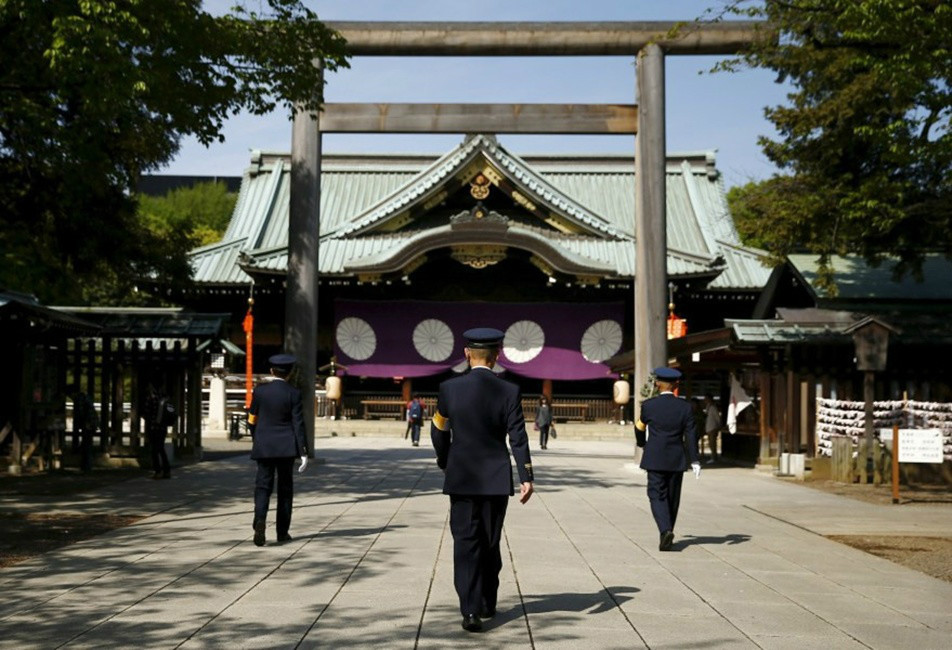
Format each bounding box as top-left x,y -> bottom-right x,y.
182,134 -> 770,415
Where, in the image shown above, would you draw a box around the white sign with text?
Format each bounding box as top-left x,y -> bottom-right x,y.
881,428 -> 944,464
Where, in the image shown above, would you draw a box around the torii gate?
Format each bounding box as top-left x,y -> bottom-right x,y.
286,21 -> 768,452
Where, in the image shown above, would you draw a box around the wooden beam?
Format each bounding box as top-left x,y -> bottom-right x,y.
320,103 -> 637,134
327,21 -> 770,56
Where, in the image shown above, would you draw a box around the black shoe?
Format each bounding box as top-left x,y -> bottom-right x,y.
659,530 -> 674,551
479,608 -> 496,619
461,614 -> 482,632
277,533 -> 293,544
160,473 -> 171,479
151,472 -> 162,479
253,521 -> 266,547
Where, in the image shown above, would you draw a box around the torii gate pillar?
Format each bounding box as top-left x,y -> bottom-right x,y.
634,43 -> 669,405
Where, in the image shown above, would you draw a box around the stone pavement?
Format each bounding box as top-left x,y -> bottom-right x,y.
1,437 -> 950,649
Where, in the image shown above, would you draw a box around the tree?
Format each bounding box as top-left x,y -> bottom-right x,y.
717,1 -> 951,294
138,181 -> 238,248
0,0 -> 347,304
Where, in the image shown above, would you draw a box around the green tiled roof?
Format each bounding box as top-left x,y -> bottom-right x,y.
191,135 -> 770,290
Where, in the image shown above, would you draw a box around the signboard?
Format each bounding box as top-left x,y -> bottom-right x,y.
881,428 -> 944,463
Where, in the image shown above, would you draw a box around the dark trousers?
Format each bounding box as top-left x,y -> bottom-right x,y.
646,470 -> 684,534
449,494 -> 509,616
255,458 -> 294,536
148,427 -> 170,476
539,424 -> 550,448
410,420 -> 422,444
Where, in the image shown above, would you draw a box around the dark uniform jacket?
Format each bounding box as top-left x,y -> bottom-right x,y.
248,379 -> 308,460
431,367 -> 534,495
636,392 -> 699,471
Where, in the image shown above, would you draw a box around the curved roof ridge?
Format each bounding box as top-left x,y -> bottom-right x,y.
328,134 -> 622,240
487,142 -> 621,238
329,135 -> 493,237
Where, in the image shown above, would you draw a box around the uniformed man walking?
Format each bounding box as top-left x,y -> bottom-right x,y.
248,354 -> 309,546
635,367 -> 700,551
431,328 -> 534,633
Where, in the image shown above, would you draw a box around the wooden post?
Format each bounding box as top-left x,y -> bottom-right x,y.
862,369 -> 875,483
100,337 -> 111,448
634,43 -> 668,414
832,436 -> 852,483
891,424 -> 900,503
130,340 -> 140,447
286,61 -> 323,457
758,371 -> 771,463
187,337 -> 202,457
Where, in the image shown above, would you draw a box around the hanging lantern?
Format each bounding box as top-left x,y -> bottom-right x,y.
613,379 -> 630,405
325,375 -> 342,401
667,312 -> 688,339
242,295 -> 254,408
666,282 -> 688,340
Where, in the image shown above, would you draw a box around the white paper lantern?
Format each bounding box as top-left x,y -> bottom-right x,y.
503,320 -> 545,363
613,380 -> 630,405
413,319 -> 454,362
580,320 -> 622,363
336,317 -> 376,361
325,376 -> 342,401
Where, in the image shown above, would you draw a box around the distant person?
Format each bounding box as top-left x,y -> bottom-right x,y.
142,384 -> 172,479
248,354 -> 309,546
703,394 -> 721,464
407,394 -> 425,446
635,367 -> 700,551
535,396 -> 552,450
431,327 -> 534,633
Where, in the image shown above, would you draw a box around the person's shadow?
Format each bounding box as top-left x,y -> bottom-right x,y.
672,533 -> 751,550
483,586 -> 640,629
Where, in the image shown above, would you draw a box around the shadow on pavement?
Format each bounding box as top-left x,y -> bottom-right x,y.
673,533 -> 751,550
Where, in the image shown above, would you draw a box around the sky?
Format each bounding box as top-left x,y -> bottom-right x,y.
163,1 -> 790,189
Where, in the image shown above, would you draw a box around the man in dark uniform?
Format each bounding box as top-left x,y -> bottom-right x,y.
431,327 -> 534,633
635,367 -> 701,551
248,353 -> 309,546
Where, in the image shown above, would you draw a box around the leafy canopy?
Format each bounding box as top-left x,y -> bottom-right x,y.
717,0 -> 951,294
138,181 -> 237,248
0,0 -> 348,304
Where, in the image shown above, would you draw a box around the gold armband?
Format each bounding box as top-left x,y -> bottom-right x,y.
635,419 -> 646,431
432,410 -> 449,431
248,413 -> 257,425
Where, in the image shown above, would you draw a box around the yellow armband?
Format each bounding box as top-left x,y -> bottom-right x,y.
635,419 -> 646,431
432,410 -> 449,431
248,413 -> 257,425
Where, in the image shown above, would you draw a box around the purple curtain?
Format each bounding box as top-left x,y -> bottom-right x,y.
333,300 -> 623,380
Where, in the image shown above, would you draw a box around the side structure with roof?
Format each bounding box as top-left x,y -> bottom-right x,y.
183,134 -> 770,410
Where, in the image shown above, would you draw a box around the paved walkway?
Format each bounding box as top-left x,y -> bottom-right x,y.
1,438 -> 950,649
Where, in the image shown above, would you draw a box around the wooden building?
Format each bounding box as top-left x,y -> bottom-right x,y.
183,135 -> 771,410
661,254 -> 952,467
0,296 -> 227,472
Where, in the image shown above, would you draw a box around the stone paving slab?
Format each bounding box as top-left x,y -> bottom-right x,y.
1,437 -> 950,649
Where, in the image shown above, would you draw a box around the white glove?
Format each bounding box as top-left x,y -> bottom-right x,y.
692,462 -> 701,479
298,456 -> 308,473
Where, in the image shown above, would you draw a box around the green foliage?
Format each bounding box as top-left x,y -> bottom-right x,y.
715,1 -> 952,293
138,182 -> 237,248
0,1 -> 348,304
